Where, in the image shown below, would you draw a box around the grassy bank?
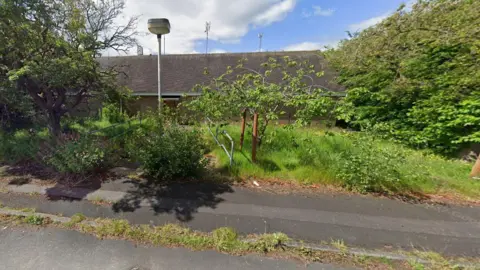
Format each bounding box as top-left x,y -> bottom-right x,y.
207,125 -> 479,200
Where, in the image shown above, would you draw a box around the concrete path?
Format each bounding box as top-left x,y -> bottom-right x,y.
0,227 -> 345,270
1,180 -> 480,256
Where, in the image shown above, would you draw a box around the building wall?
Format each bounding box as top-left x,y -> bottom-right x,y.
130,96 -> 179,114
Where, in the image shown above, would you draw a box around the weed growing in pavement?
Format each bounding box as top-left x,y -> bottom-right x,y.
89,196 -> 112,205
248,232 -> 289,253
65,213 -> 86,228
23,215 -> 44,225
330,239 -> 347,252
212,227 -> 244,252
408,259 -> 426,270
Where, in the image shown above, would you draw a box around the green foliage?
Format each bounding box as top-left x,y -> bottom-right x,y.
326,0 -> 480,155
65,213 -> 86,228
0,87 -> 36,130
210,125 -> 480,198
0,130 -> 41,164
212,227 -> 240,251
248,233 -> 289,253
187,56 -> 334,144
126,115 -> 208,180
47,135 -> 106,174
0,0 -> 137,136
95,219 -> 131,238
24,215 -> 45,225
336,134 -> 423,194
102,104 -> 129,123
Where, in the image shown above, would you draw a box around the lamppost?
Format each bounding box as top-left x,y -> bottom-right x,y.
148,18 -> 170,112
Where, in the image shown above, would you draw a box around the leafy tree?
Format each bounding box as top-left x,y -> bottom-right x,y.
326,0 -> 480,155
187,56 -> 334,146
0,0 -> 138,136
0,84 -> 36,130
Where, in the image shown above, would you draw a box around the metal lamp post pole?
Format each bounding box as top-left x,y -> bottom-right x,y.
157,34 -> 162,113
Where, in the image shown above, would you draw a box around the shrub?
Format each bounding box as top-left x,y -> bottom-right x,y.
0,130 -> 40,164
336,134 -> 419,194
126,117 -> 208,181
102,103 -> 128,123
46,135 -> 106,174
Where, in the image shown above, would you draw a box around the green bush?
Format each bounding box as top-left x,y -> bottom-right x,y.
126,116 -> 207,180
47,135 -> 106,174
102,103 -> 128,123
326,0 -> 480,155
0,130 -> 40,164
336,135 -> 410,194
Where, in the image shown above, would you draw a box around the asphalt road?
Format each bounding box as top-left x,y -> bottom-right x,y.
0,227 -> 347,270
1,182 -> 479,257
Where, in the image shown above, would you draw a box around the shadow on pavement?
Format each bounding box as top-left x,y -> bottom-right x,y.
3,163 -> 106,201
112,179 -> 234,222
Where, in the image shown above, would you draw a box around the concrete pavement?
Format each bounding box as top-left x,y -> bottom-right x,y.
1,180 -> 480,256
0,227 -> 346,270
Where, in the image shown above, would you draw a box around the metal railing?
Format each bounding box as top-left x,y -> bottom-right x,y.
206,117 -> 234,166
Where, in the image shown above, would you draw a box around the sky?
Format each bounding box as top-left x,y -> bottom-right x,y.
118,0 -> 409,56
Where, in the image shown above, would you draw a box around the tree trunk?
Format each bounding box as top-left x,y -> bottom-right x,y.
48,110 -> 62,138
471,155 -> 480,178
240,109 -> 247,150
257,116 -> 269,148
252,112 -> 259,163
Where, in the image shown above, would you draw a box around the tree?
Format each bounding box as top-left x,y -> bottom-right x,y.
326,0 -> 480,155
0,83 -> 36,130
0,0 -> 138,137
187,56 -> 334,161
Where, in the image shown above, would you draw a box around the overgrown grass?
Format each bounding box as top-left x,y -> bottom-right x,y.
66,117 -> 142,138
208,125 -> 480,199
0,116 -> 142,171
0,129 -> 48,164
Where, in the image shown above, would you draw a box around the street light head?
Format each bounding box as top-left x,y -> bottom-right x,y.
148,18 -> 170,35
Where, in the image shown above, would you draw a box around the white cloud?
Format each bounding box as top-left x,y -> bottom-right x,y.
118,0 -> 297,55
302,6 -> 335,18
301,9 -> 312,18
313,6 -> 335,17
284,40 -> 339,51
253,0 -> 296,25
210,49 -> 228,53
348,12 -> 390,32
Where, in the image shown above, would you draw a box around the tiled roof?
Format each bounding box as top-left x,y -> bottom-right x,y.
96,51 -> 345,96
